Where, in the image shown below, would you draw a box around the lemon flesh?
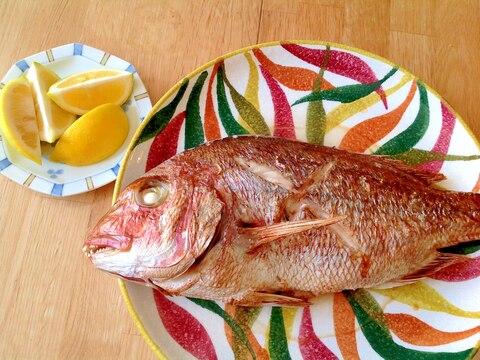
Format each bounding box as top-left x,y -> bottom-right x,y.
50,103 -> 129,166
0,78 -> 42,164
48,69 -> 133,115
26,62 -> 77,143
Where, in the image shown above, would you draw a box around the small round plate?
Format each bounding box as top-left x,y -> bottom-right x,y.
0,43 -> 152,197
117,41 -> 480,359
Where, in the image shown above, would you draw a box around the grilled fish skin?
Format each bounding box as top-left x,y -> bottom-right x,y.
85,136 -> 480,306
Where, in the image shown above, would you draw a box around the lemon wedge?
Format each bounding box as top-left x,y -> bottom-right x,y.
26,62 -> 77,143
48,69 -> 133,115
50,103 -> 129,166
0,78 -> 42,164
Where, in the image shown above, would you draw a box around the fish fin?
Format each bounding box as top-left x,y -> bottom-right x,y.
401,252 -> 469,281
286,198 -> 363,254
369,280 -> 417,290
246,292 -> 310,306
242,216 -> 347,251
297,161 -> 337,194
374,156 -> 446,186
234,156 -> 294,190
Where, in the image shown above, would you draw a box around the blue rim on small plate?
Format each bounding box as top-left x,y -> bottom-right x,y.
0,43 -> 152,197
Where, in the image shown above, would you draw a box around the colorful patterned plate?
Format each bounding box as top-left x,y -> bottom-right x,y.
115,41 -> 480,359
0,43 -> 152,197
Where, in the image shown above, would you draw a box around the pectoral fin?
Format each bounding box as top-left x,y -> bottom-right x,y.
284,197 -> 365,257
242,216 -> 347,251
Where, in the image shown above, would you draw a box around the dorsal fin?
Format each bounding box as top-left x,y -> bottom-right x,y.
372,155 -> 446,186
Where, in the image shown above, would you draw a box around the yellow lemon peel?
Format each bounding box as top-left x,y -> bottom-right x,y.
48,69 -> 133,115
50,103 -> 129,166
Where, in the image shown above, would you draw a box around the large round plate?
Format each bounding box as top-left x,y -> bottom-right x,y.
0,43 -> 152,197
116,41 -> 480,359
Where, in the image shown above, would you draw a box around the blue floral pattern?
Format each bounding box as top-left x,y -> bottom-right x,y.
122,99 -> 132,112
47,169 -> 64,179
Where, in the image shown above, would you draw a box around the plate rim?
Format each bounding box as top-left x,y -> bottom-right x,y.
0,42 -> 152,197
114,40 -> 480,359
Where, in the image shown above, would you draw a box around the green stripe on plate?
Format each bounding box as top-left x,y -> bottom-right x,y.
134,92 -> 149,101
85,176 -> 94,190
100,52 -> 111,65
46,49 -> 55,62
23,174 -> 36,187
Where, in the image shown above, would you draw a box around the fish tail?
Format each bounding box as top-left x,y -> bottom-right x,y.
464,190 -> 480,229
445,191 -> 480,247
404,192 -> 480,281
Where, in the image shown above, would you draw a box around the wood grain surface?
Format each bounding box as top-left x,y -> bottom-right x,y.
0,0 -> 479,359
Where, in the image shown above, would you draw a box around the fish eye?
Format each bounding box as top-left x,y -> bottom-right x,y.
135,180 -> 169,208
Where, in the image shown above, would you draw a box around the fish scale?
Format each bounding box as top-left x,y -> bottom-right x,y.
85,136 -> 480,306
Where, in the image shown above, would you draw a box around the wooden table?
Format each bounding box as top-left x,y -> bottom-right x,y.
1,1 -> 479,359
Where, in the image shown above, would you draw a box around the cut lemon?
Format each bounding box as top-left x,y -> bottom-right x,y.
0,78 -> 42,164
50,103 -> 129,166
48,69 -> 133,115
26,62 -> 77,143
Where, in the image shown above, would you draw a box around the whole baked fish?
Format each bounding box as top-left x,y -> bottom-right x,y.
84,136 -> 480,306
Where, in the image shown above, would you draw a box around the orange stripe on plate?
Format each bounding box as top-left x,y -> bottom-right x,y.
473,175 -> 480,193
333,293 -> 360,360
386,313 -> 480,346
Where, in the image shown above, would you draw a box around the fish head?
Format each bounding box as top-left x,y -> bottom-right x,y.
84,165 -> 224,283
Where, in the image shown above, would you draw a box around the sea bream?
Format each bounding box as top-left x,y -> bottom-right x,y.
84,136 -> 480,306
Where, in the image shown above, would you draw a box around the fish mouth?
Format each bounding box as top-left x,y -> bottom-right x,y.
83,244 -> 119,258
83,235 -> 131,258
